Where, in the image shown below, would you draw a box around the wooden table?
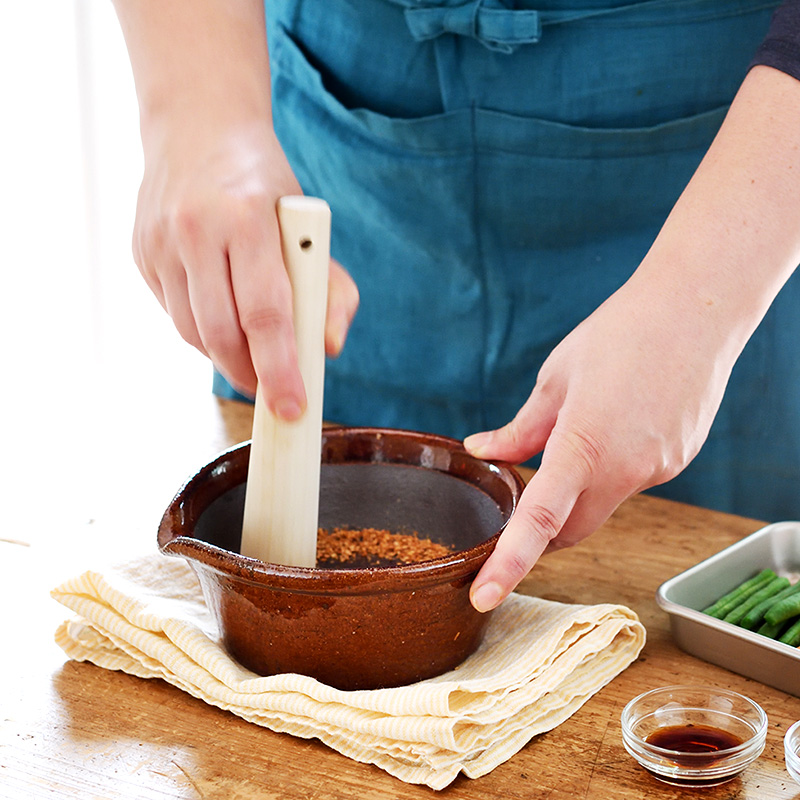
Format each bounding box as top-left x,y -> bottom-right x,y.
3,393 -> 800,799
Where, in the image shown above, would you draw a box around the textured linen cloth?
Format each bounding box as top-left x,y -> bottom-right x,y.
52,554 -> 645,790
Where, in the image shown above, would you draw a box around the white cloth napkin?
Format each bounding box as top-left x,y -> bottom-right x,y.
52,554 -> 645,790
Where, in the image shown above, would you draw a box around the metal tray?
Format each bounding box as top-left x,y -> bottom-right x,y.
656,521 -> 800,697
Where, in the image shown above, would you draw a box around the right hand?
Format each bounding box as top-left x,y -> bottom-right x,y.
133,113 -> 359,418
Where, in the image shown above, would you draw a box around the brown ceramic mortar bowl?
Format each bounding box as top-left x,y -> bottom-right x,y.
158,427 -> 524,691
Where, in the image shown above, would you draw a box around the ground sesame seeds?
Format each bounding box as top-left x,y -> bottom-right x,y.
316,527 -> 453,567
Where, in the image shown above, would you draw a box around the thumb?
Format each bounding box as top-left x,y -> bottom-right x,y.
464,385 -> 559,464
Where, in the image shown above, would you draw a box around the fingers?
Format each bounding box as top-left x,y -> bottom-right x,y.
467,405 -> 639,613
325,259 -> 360,358
464,380 -> 563,464
470,469 -> 629,613
179,226 -> 257,395
160,263 -> 209,358
135,196 -> 360,416
134,210 -> 209,357
541,483 -> 628,554
464,385 -> 566,612
466,267 -> 734,613
227,208 -> 306,416
227,226 -> 360,412
469,450 -> 584,612
132,188 -> 167,310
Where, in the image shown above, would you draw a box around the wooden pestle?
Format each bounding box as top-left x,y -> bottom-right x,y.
240,196 -> 330,567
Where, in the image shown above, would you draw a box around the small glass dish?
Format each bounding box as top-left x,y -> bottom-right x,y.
784,720 -> 800,784
621,685 -> 767,786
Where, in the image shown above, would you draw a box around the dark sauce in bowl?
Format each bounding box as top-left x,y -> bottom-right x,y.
644,724 -> 746,785
646,723 -> 743,756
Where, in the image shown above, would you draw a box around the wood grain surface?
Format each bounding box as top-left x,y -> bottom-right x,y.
3,394 -> 800,800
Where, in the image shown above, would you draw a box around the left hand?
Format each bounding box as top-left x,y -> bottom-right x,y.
464,65 -> 800,613
464,276 -> 734,612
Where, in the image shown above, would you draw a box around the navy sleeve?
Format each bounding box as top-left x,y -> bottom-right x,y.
749,0 -> 800,81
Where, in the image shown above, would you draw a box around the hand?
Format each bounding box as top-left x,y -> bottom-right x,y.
463,66 -> 800,613
133,114 -> 359,417
464,277 -> 735,612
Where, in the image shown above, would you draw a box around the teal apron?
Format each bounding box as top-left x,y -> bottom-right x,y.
216,0 -> 800,521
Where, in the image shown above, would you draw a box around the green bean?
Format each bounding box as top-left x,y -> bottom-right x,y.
756,619 -> 786,639
723,576 -> 790,625
765,592 -> 800,626
702,569 -> 776,618
741,581 -> 800,630
779,618 -> 800,647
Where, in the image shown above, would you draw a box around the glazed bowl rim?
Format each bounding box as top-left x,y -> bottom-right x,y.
157,426 -> 526,594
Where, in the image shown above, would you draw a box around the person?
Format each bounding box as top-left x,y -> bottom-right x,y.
111,0 -> 800,613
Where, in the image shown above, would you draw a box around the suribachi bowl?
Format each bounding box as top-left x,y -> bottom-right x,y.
157,427 -> 525,691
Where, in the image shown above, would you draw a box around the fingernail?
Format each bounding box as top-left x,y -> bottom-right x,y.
273,398 -> 304,421
463,431 -> 491,458
471,581 -> 504,613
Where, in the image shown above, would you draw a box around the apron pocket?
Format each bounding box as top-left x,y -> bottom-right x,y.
269,24 -> 489,420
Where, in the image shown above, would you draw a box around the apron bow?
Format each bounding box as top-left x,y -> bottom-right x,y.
404,0 -> 543,54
